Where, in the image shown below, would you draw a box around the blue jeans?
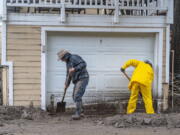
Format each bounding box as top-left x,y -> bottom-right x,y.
73,78 -> 89,102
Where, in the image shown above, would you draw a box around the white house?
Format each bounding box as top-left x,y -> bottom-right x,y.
0,0 -> 173,112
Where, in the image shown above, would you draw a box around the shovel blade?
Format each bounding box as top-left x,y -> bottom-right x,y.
56,102 -> 66,113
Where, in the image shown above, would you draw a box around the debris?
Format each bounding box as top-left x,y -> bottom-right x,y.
0,106 -> 48,121
104,113 -> 180,128
21,110 -> 33,120
143,118 -> 151,125
96,120 -> 104,125
167,113 -> 180,128
114,122 -> 124,128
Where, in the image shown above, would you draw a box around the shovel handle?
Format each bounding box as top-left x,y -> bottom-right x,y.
123,71 -> 130,81
122,71 -> 142,97
61,88 -> 67,102
61,74 -> 70,102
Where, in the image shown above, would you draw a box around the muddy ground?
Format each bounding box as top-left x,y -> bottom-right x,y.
1,106 -> 180,135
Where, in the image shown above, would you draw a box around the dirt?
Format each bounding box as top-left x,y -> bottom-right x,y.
104,113 -> 180,128
1,114 -> 180,135
0,106 -> 48,121
1,106 -> 180,135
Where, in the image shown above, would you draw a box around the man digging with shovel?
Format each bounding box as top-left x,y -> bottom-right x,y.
121,59 -> 155,114
57,50 -> 89,120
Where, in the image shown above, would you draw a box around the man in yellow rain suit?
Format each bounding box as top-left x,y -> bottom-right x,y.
121,59 -> 155,114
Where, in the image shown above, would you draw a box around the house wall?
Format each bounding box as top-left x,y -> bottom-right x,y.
6,25 -> 168,107
7,25 -> 41,106
0,26 -> 1,63
0,26 -> 2,105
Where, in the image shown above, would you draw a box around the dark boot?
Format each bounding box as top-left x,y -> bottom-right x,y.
80,101 -> 85,117
72,102 -> 81,120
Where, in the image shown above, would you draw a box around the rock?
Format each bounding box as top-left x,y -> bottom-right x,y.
21,110 -> 33,120
114,122 -> 124,128
125,115 -> 133,124
97,120 -> 104,125
104,115 -> 121,125
133,116 -> 144,126
143,118 -> 151,125
114,122 -> 119,128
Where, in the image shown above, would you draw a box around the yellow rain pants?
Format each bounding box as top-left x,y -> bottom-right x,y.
127,82 -> 155,114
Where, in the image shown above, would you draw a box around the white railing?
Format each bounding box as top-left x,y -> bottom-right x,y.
4,0 -> 173,23
6,0 -> 168,10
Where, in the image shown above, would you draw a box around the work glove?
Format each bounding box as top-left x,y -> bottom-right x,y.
120,68 -> 125,73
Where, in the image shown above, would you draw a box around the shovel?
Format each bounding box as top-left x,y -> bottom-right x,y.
122,71 -> 142,98
56,87 -> 67,113
56,75 -> 70,113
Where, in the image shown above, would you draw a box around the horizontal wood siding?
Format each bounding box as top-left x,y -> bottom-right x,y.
7,25 -> 41,106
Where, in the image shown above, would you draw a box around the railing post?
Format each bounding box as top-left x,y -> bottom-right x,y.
60,0 -> 66,23
166,0 -> 174,24
114,0 -> 119,23
2,0 -> 7,21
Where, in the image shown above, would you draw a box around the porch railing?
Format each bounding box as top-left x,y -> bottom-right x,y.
3,0 -> 173,23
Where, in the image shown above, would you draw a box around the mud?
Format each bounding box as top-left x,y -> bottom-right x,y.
1,105 -> 180,135
104,113 -> 180,128
1,101 -> 180,135
1,105 -> 180,129
0,106 -> 48,122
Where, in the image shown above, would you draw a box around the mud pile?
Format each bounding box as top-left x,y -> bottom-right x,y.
104,113 -> 180,128
0,106 -> 48,122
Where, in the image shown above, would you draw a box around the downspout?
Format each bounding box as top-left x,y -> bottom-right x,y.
1,0 -> 13,106
157,31 -> 163,113
162,25 -> 170,111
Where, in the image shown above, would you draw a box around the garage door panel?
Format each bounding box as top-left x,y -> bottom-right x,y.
102,37 -> 154,53
47,34 -> 99,49
46,73 -> 74,92
102,53 -> 153,70
102,54 -> 123,69
46,73 -> 65,89
87,74 -> 97,90
99,48 -> 154,53
104,74 -> 128,90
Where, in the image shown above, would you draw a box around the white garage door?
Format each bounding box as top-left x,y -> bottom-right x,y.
46,32 -> 155,106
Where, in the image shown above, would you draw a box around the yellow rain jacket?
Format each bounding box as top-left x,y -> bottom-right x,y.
121,59 -> 154,90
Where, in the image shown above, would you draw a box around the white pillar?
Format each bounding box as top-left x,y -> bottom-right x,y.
1,0 -> 14,106
0,0 -> 3,20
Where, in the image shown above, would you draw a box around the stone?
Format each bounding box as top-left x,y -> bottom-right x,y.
21,110 -> 33,120
143,118 -> 152,125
